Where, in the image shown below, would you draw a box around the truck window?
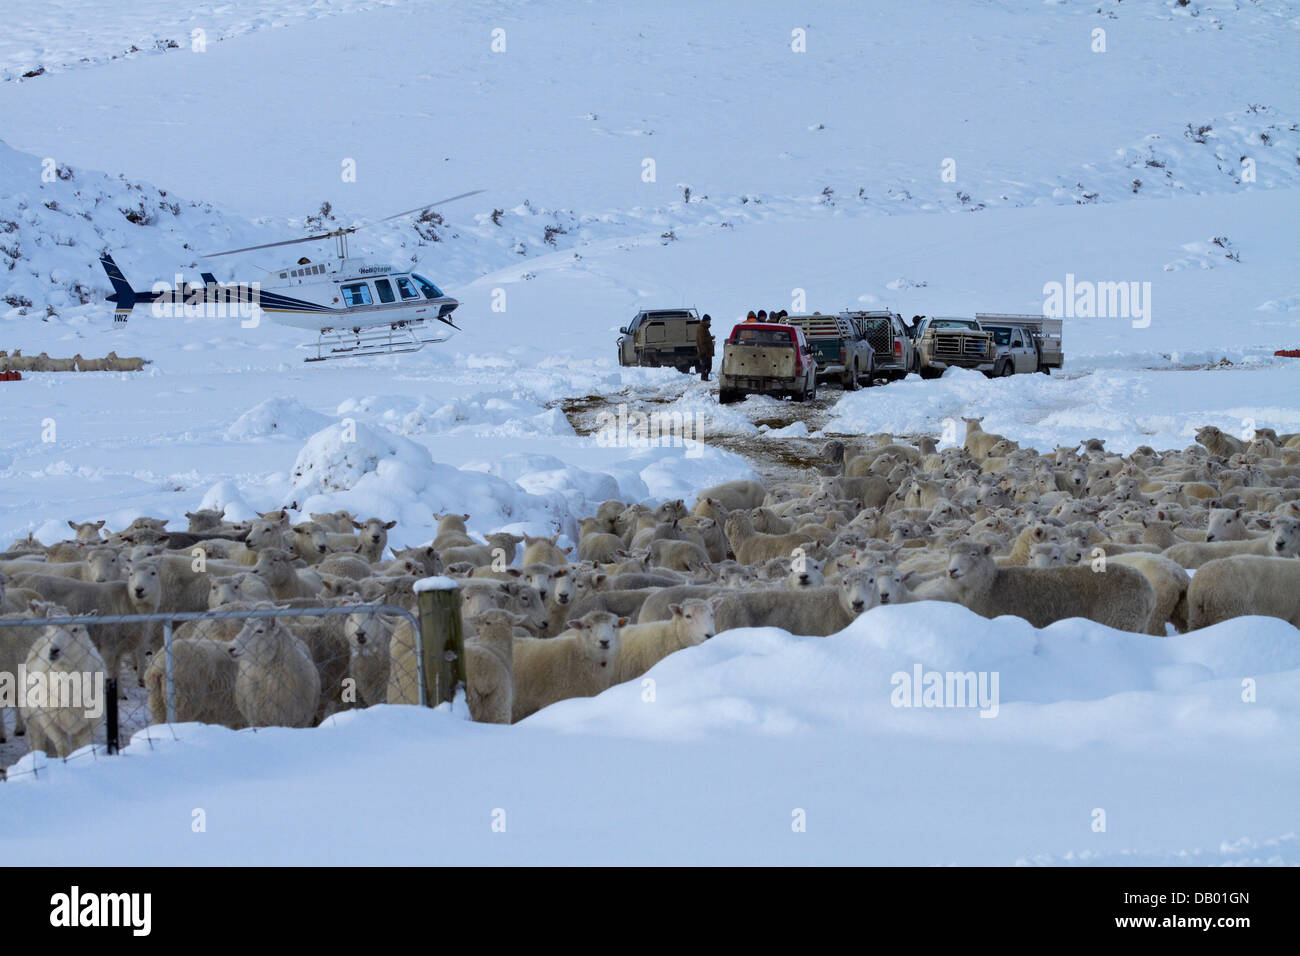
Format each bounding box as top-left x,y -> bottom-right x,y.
733,328 -> 795,346
987,328 -> 1011,346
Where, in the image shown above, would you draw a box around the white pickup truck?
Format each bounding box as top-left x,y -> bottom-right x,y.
976,314 -> 1064,376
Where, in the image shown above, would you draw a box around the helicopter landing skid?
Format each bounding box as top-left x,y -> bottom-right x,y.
301,323 -> 442,362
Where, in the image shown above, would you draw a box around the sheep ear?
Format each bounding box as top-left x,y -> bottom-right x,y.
668,604 -> 683,616
567,619 -> 585,630
982,543 -> 993,555
709,596 -> 725,611
616,617 -> 629,628
95,520 -> 106,529
67,520 -> 77,530
506,568 -> 522,578
384,520 -> 397,530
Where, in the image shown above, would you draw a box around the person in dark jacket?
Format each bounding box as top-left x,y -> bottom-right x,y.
696,315 -> 715,381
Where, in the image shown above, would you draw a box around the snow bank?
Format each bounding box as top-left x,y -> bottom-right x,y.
1,602 -> 1296,865
224,396 -> 332,442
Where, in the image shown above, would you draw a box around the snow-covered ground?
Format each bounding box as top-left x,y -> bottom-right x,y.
1,0 -> 1298,864
4,604 -> 1298,865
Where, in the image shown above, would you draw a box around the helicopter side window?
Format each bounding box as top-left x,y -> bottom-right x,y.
395,276 -> 420,300
340,282 -> 373,307
411,273 -> 444,299
374,278 -> 396,304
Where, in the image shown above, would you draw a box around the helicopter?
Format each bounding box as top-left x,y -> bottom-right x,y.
98,190 -> 483,361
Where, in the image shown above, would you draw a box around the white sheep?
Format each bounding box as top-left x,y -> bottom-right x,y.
784,556 -> 826,589
143,636 -> 244,728
635,570 -> 879,636
464,608 -> 519,724
613,597 -> 720,683
1028,542 -> 1066,568
0,597 -> 45,741
248,548 -> 325,600
1107,552 -> 1191,635
1204,507 -> 1260,543
17,573 -> 150,687
66,519 -> 106,543
724,511 -> 817,565
18,607 -> 107,758
945,541 -> 1156,633
230,616 -> 321,728
343,609 -> 393,707
511,611 -> 625,722
521,533 -> 569,567
288,522 -> 331,565
1186,555 -> 1300,630
692,480 -> 766,513
1161,517 -> 1299,569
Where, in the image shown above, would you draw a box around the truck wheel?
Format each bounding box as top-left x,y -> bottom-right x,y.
864,362 -> 878,387
1038,363 -> 1050,375
807,378 -> 818,401
1000,360 -> 1014,377
842,361 -> 859,391
718,389 -> 737,405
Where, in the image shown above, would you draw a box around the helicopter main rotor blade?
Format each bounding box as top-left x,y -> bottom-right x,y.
202,231 -> 347,258
201,190 -> 483,258
361,190 -> 487,228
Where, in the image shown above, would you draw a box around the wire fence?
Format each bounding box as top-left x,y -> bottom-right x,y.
0,597 -> 461,782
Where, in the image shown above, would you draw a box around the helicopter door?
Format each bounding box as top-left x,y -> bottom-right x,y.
374,278 -> 396,304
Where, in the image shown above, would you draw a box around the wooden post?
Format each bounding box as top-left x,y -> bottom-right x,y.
416,581 -> 465,708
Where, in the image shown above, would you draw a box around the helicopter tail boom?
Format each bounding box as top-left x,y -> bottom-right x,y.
100,254 -> 162,317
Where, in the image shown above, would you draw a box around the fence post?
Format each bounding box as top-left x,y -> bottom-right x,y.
416,580 -> 464,708
105,678 -> 119,755
163,619 -> 175,722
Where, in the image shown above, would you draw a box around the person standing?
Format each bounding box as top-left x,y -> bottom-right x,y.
696,314 -> 715,381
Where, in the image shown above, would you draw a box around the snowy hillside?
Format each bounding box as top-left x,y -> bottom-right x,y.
0,0 -> 1298,866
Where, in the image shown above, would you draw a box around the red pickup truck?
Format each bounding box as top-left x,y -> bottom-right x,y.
717,322 -> 818,404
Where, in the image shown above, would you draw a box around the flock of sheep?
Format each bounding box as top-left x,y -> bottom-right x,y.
0,350 -> 148,372
2,416 -> 1299,760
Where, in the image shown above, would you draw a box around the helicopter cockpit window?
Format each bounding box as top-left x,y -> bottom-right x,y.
374,278 -> 396,304
341,282 -> 373,307
411,273 -> 444,299
395,276 -> 420,299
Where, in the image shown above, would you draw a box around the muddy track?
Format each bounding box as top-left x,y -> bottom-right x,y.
558,382 -> 875,484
